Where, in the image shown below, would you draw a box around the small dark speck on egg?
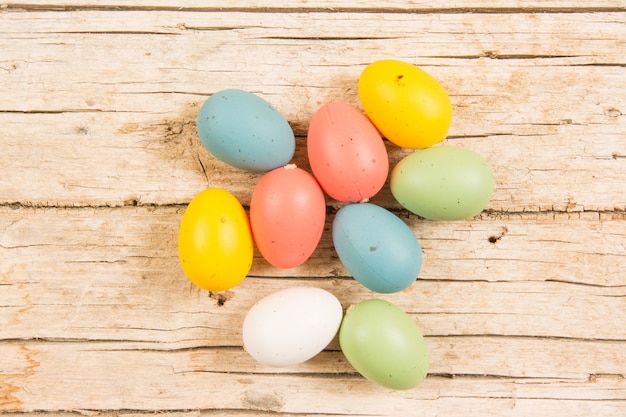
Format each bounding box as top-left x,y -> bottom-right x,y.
369,246 -> 377,252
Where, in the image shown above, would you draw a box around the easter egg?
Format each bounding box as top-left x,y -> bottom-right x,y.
391,146 -> 494,221
196,89 -> 295,171
339,299 -> 429,390
358,59 -> 452,149
250,165 -> 326,269
178,188 -> 253,292
243,287 -> 343,367
307,101 -> 389,202
332,203 -> 422,293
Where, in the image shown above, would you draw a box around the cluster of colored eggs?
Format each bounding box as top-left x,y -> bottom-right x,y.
178,59 -> 494,390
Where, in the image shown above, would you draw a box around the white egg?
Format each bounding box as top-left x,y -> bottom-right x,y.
242,287 -> 343,366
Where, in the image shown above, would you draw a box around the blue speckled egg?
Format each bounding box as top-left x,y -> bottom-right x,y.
332,203 -> 423,293
196,89 -> 295,171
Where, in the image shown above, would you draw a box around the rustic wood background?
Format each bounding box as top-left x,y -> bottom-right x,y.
1,1 -> 625,416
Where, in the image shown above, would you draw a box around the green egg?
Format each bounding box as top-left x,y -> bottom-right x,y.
390,146 -> 494,221
339,299 -> 429,390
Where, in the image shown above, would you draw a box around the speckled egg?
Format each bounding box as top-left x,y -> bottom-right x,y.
332,202 -> 422,293
196,89 -> 295,171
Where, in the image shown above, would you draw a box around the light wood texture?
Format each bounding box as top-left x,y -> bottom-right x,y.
3,1 -> 625,10
1,2 -> 625,416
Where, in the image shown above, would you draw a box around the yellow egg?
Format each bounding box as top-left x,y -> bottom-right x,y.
178,188 -> 253,292
358,59 -> 453,149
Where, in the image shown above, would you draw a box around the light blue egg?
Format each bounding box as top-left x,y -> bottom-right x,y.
196,89 -> 295,171
332,203 -> 422,294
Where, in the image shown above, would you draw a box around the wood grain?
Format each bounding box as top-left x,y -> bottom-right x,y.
3,1 -> 626,10
1,341 -> 625,413
1,2 -> 625,416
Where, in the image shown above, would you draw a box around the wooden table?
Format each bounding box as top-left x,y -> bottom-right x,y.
2,1 -> 625,416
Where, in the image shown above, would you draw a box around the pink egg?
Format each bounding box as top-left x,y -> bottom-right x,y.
250,165 -> 326,269
307,102 -> 389,202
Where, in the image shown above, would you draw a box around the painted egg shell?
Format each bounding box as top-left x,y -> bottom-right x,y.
307,101 -> 389,202
391,146 -> 494,221
250,165 -> 326,269
243,287 -> 343,367
196,89 -> 295,171
178,188 -> 253,292
358,59 -> 452,149
339,299 -> 429,390
332,203 -> 422,293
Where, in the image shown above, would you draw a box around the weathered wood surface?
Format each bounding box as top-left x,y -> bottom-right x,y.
1,1 -> 625,416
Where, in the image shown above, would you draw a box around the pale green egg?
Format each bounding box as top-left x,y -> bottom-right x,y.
391,146 -> 494,220
339,299 -> 429,390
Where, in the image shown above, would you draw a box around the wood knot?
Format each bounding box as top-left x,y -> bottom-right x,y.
241,390 -> 284,412
604,108 -> 622,118
209,290 -> 234,306
488,226 -> 509,244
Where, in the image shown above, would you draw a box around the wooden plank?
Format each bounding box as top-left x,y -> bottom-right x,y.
2,111 -> 624,211
1,341 -> 624,414
4,274 -> 625,343
2,11 -> 623,119
3,1 -> 626,11
3,338 -> 624,382
2,11 -> 624,97
2,207 -> 624,344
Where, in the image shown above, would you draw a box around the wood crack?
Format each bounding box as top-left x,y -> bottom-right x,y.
263,36 -> 401,41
